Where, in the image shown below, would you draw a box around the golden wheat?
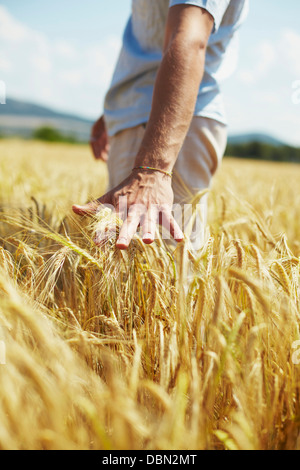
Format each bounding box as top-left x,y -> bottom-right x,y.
0,139 -> 300,450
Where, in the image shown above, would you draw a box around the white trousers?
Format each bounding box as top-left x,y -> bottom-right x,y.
107,116 -> 228,251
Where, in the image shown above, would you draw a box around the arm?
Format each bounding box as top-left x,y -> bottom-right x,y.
73,5 -> 214,249
135,4 -> 213,173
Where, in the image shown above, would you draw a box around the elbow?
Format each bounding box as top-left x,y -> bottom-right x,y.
166,33 -> 207,58
166,24 -> 209,55
186,32 -> 208,52
191,37 -> 207,53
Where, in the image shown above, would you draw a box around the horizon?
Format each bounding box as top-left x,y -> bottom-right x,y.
0,1 -> 300,146
2,95 -> 297,148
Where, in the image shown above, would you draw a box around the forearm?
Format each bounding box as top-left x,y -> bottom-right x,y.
134,38 -> 206,173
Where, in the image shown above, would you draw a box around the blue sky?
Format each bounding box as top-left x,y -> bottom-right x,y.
1,0 -> 300,145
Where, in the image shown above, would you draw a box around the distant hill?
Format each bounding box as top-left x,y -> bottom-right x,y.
0,97 -> 297,155
228,133 -> 285,147
0,98 -> 95,121
0,98 -> 94,141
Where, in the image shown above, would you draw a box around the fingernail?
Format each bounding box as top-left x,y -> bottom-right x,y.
143,233 -> 154,244
117,237 -> 127,245
72,205 -> 82,213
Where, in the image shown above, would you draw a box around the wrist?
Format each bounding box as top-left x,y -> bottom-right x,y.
131,167 -> 173,183
132,166 -> 173,178
134,148 -> 175,174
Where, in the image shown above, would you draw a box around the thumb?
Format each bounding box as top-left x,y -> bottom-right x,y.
72,195 -> 108,217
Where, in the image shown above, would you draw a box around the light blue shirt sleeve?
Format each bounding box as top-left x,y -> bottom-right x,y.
169,0 -> 231,32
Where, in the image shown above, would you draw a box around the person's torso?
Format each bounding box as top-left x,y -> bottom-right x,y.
104,0 -> 249,136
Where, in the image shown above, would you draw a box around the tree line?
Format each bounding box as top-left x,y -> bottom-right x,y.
2,125 -> 300,163
34,127 -> 300,163
225,141 -> 300,163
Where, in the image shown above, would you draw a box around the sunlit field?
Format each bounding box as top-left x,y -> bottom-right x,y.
0,138 -> 300,450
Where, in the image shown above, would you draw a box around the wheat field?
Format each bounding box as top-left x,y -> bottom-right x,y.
0,138 -> 300,450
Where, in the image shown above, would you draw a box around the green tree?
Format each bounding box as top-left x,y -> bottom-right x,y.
225,141 -> 300,163
33,127 -> 77,143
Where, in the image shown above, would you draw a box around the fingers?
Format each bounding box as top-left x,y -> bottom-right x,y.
141,205 -> 158,244
72,195 -> 108,217
101,147 -> 109,162
74,195 -> 185,249
117,204 -> 158,248
90,116 -> 109,161
161,210 -> 184,243
90,139 -> 110,161
117,205 -> 184,249
116,207 -> 142,250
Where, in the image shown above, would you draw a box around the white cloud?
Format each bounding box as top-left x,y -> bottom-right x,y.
0,6 -> 122,118
223,26 -> 300,147
0,53 -> 11,71
256,91 -> 281,105
30,55 -> 52,74
279,29 -> 300,77
238,41 -> 277,85
85,39 -> 121,88
0,5 -> 29,42
59,70 -> 83,86
238,30 -> 300,86
54,40 -> 78,60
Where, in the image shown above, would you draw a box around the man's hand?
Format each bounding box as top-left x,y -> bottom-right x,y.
90,115 -> 110,161
72,170 -> 184,249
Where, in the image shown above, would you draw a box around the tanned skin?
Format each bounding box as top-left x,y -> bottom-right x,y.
73,5 -> 214,249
